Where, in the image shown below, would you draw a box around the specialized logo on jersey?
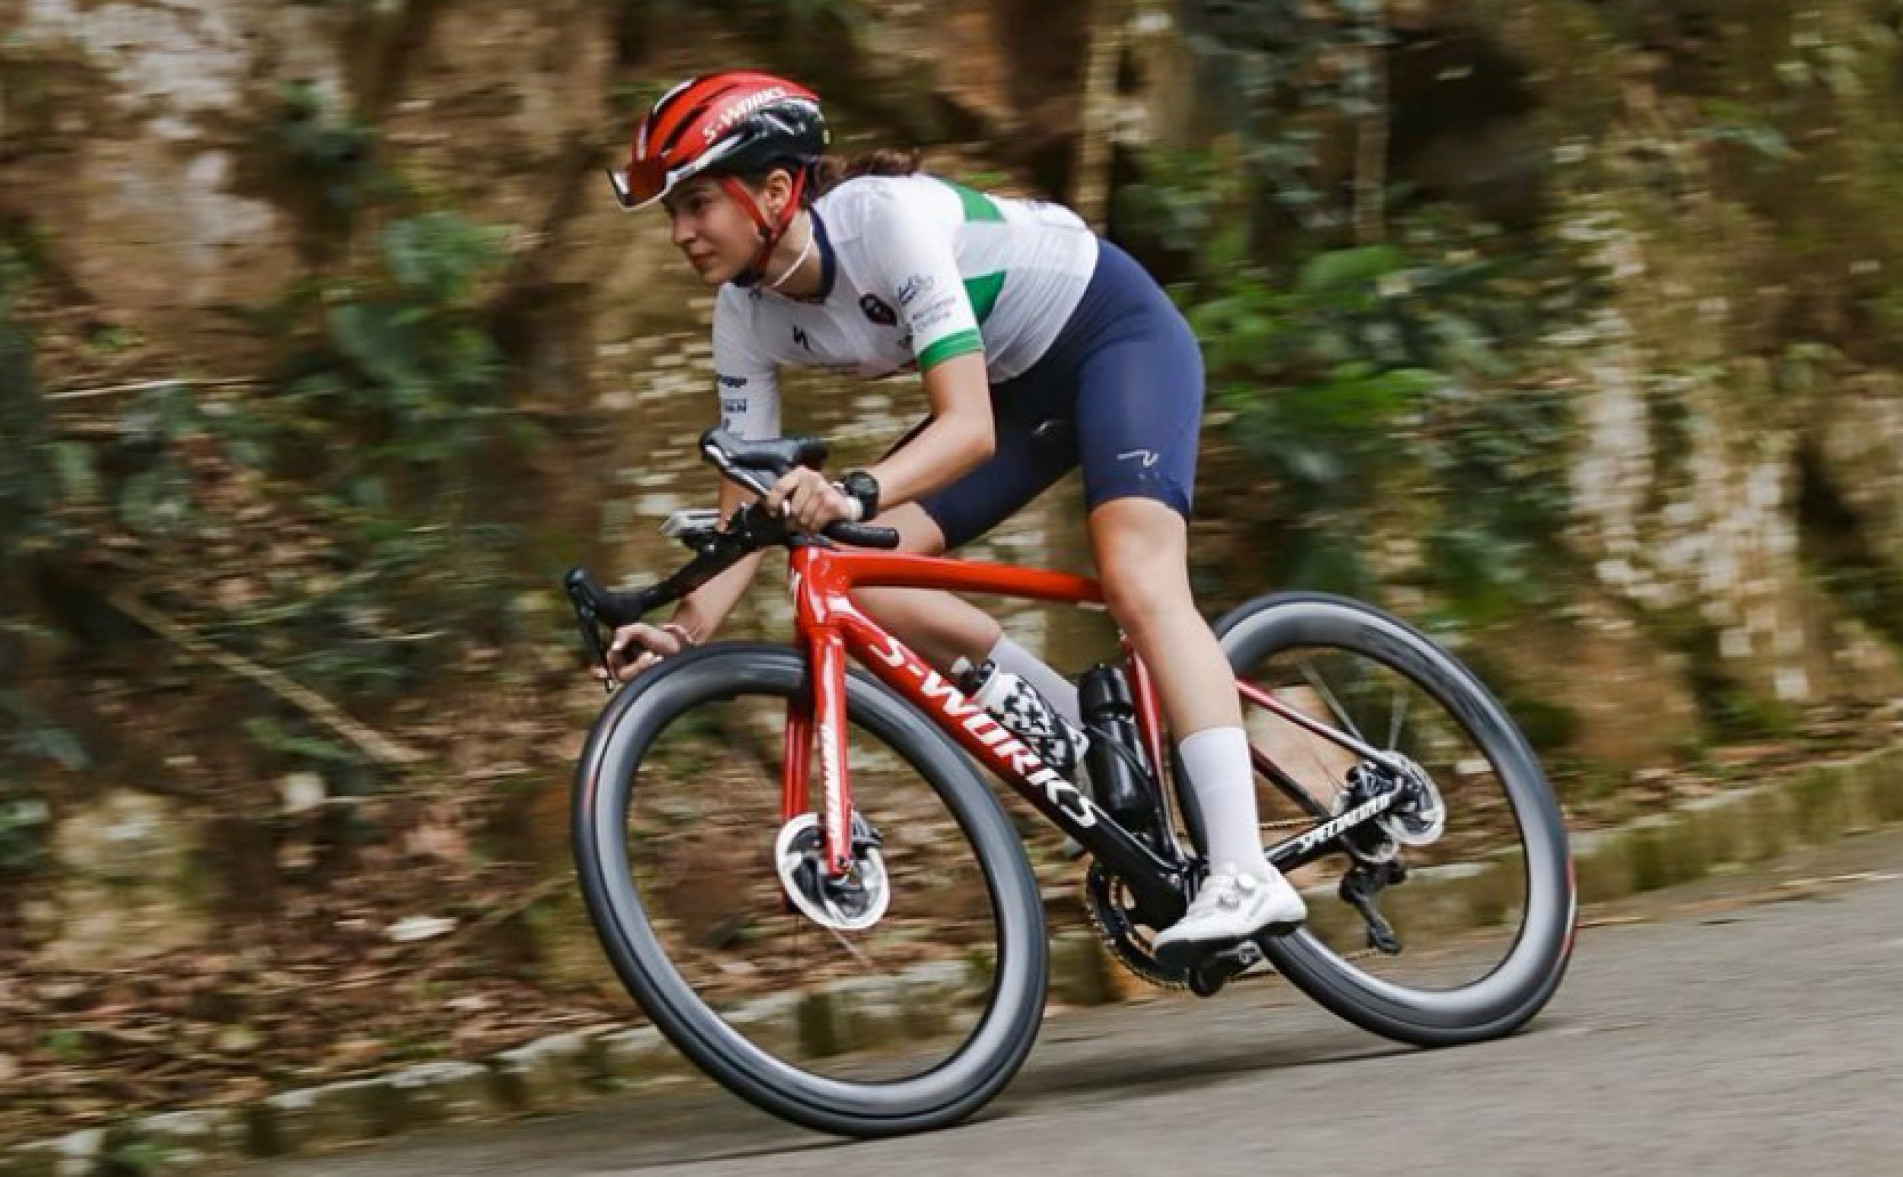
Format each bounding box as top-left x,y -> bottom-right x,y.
717,373 -> 748,389
859,294 -> 898,327
792,325 -> 812,352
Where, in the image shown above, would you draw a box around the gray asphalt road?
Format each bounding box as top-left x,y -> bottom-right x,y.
243,830 -> 1903,1177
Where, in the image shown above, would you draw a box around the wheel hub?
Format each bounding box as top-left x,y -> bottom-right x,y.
1337,754 -> 1447,864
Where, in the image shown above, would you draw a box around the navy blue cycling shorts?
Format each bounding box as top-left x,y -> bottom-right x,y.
911,240 -> 1206,551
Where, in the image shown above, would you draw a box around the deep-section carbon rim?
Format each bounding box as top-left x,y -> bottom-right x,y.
1217,593 -> 1576,1045
571,644 -> 1049,1136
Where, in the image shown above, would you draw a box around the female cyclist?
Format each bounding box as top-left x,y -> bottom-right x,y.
600,71 -> 1305,962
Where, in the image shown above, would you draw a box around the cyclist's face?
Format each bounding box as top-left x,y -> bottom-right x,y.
664,177 -> 760,285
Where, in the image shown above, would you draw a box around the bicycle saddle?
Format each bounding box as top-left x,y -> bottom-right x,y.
700,427 -> 830,478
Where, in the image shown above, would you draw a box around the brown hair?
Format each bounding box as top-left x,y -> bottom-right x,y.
810,147 -> 923,199
732,147 -> 922,205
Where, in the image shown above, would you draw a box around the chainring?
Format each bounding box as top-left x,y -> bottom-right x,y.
1081,862 -> 1189,991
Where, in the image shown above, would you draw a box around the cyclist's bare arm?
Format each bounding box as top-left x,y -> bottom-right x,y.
605,477 -> 765,680
868,352 -> 994,506
761,353 -> 994,534
605,353 -> 989,681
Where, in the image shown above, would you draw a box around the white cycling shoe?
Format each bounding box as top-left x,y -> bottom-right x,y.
1152,862 -> 1307,968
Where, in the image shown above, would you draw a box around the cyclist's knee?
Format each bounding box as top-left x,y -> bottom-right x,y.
1102,569 -> 1194,638
1090,500 -> 1195,630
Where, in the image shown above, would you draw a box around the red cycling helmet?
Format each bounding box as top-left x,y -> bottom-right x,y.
610,72 -> 829,273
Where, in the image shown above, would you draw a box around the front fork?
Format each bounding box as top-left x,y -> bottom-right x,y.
786,627 -> 857,879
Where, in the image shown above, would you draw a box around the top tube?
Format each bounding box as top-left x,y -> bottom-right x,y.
795,545 -> 1107,609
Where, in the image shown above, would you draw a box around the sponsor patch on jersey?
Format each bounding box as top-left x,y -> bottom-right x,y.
717,374 -> 749,389
912,302 -> 956,334
896,273 -> 936,307
859,294 -> 898,327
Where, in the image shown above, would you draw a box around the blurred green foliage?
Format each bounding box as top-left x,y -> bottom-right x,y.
0,244 -> 77,873
2,84 -> 543,795
0,245 -> 51,565
1177,0 -> 1392,234
1115,3 -> 1589,623
212,89 -> 536,710
1123,164 -> 1579,621
268,79 -> 386,222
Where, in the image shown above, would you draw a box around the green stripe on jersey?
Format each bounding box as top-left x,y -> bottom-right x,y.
963,272 -> 1005,324
918,328 -> 982,371
940,179 -> 1004,223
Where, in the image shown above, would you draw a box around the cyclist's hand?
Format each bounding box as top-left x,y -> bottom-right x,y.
764,467 -> 856,532
601,621 -> 696,683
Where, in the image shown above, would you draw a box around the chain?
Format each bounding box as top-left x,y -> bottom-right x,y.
1261,816 -> 1313,830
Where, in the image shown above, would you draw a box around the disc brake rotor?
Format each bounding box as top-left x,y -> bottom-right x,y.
774,812 -> 891,932
1376,753 -> 1447,847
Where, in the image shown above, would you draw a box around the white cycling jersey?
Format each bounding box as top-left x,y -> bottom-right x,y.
711,173 -> 1100,439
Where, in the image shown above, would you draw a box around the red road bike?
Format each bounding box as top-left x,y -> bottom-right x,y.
565,430 -> 1575,1137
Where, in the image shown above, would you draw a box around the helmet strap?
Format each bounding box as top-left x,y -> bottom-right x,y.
719,168 -> 808,279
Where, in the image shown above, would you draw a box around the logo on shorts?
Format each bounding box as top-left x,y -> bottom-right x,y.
860,294 -> 898,327
1117,449 -> 1161,469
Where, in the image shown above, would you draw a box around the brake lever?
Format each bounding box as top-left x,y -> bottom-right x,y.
564,570 -> 621,694
699,435 -> 775,498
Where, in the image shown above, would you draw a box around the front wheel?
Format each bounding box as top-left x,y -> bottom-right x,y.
572,644 -> 1048,1137
1215,593 -> 1576,1046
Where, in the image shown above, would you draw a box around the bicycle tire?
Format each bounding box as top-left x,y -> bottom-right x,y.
572,643 -> 1049,1136
1215,593 -> 1577,1046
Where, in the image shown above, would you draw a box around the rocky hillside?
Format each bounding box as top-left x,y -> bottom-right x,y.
4,0 -> 1903,1146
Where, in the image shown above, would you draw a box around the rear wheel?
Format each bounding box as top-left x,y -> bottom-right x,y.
1215,593 -> 1576,1045
572,644 -> 1048,1136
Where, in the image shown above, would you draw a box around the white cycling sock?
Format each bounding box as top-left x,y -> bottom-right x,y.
1177,726 -> 1272,881
984,635 -> 1082,728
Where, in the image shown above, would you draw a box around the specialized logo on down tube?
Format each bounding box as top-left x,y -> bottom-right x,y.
869,635 -> 1096,826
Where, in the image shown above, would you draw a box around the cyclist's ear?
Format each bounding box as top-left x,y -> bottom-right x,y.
759,167 -> 800,221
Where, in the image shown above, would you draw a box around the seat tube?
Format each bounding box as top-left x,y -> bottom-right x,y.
1125,640 -> 1169,780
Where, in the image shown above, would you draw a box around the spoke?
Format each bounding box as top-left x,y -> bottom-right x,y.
1387,687 -> 1410,751
826,925 -> 878,972
1300,657 -> 1367,746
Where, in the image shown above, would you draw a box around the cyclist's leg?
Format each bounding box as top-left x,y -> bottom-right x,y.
853,406 -> 1073,679
855,501 -> 998,671
1068,245 -> 1305,946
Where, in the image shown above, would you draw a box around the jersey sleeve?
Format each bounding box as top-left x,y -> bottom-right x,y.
859,189 -> 984,372
710,290 -> 781,439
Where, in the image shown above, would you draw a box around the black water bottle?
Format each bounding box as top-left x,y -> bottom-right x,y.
1078,663 -> 1158,842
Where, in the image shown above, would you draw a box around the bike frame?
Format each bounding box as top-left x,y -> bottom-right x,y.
779,540 -> 1406,916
